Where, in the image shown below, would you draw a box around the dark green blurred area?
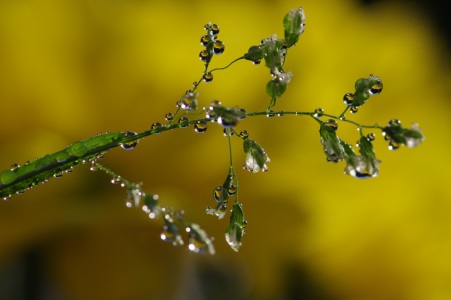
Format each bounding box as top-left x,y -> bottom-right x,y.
1,0 -> 450,299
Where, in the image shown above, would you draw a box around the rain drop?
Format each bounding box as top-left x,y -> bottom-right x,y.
200,35 -> 210,46
178,117 -> 189,128
227,184 -> 236,196
239,130 -> 249,139
213,40 -> 225,55
194,120 -> 208,133
350,106 -> 358,114
89,162 -> 98,171
199,50 -> 209,62
314,108 -> 324,117
69,141 -> 88,157
252,59 -> 261,65
120,131 -> 139,150
324,119 -> 338,131
343,93 -> 354,105
203,72 -> 213,82
151,122 -> 163,133
165,112 -> 174,122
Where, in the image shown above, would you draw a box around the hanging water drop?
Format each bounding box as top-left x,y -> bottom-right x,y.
367,133 -> 376,141
186,224 -> 214,254
213,40 -> 225,55
343,93 -> 354,105
239,130 -> 249,139
314,108 -> 324,117
120,131 -> 139,150
161,217 -> 184,246
227,184 -> 236,196
178,117 -> 189,128
350,106 -> 358,114
111,176 -> 121,184
388,140 -> 400,150
200,35 -> 210,46
10,163 -> 20,171
194,120 -> 208,133
203,72 -> 213,82
213,186 -> 227,202
175,100 -> 182,109
252,59 -> 261,65
89,161 -> 98,171
165,112 -> 174,122
209,24 -> 220,36
324,119 -> 338,131
199,50 -> 209,62
151,122 -> 163,133
53,171 -> 63,178
369,77 -> 383,95
223,128 -> 234,136
0,170 -> 17,185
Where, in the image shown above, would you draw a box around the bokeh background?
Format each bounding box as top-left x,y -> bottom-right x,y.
0,0 -> 450,299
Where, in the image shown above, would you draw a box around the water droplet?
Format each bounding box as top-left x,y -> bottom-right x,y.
126,187 -> 142,208
200,35 -> 210,46
227,184 -> 236,196
389,119 -> 401,127
239,130 -> 249,139
369,79 -> 383,95
65,167 -> 73,174
199,50 -> 209,62
213,40 -> 225,55
388,140 -> 400,150
142,194 -> 159,218
209,100 -> 221,110
209,24 -> 220,36
165,112 -> 174,122
10,163 -> 20,171
3,195 -> 11,201
161,219 -> 184,246
187,224 -> 214,254
266,110 -> 275,118
120,131 -> 139,150
0,170 -> 17,185
89,161 -> 98,171
343,93 -> 354,105
111,176 -> 121,184
151,122 -> 163,133
194,120 -> 208,133
252,59 -> 261,65
350,106 -> 358,114
324,119 -> 338,131
367,133 -> 376,141
176,100 -> 182,109
53,171 -> 63,178
69,141 -> 88,157
313,108 -> 324,117
203,72 -> 213,82
56,151 -> 70,162
178,117 -> 189,128
213,186 -> 227,202
223,128 -> 234,136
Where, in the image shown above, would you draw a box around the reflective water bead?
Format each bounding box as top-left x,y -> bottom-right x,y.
69,141 -> 88,157
89,162 -> 98,171
266,110 -> 275,118
213,40 -> 225,55
350,106 -> 358,114
227,184 -> 236,196
0,170 -> 17,184
203,72 -> 213,82
199,50 -> 209,62
252,59 -> 261,65
240,130 -> 249,139
53,171 -> 63,178
200,35 -> 210,46
151,122 -> 163,133
161,222 -> 184,246
194,120 -> 208,133
213,186 -> 227,202
343,93 -> 354,105
178,117 -> 189,128
367,133 -> 376,141
223,128 -> 234,136
10,163 -> 20,171
314,108 -> 324,117
324,119 -> 338,131
389,119 -> 401,127
120,131 -> 139,150
165,112 -> 174,122
176,100 -> 182,109
388,140 -> 400,150
111,176 -> 121,184
369,78 -> 383,95
209,100 -> 222,110
209,24 -> 220,36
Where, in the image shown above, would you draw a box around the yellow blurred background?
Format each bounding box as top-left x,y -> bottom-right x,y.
0,0 -> 450,299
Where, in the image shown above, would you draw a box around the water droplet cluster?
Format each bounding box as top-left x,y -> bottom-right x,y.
342,74 -> 383,112
205,100 -> 246,128
199,22 -> 225,83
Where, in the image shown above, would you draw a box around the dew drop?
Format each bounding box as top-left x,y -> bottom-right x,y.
199,50 -> 209,62
343,93 -> 354,105
388,140 -> 400,150
200,35 -> 210,46
389,119 -> 401,127
203,72 -> 213,82
213,40 -> 225,55
65,167 -> 73,174
0,170 -> 17,185
151,122 -> 163,133
227,184 -> 236,196
53,171 -> 63,178
239,130 -> 249,139
314,108 -> 324,117
213,186 -> 227,202
120,131 -> 139,150
69,141 -> 88,157
252,59 -> 261,65
324,119 -> 338,131
209,24 -> 220,36
266,110 -> 275,118
369,79 -> 383,95
367,133 -> 376,141
209,100 -> 222,110
111,176 -> 121,184
277,111 -> 284,117
194,120 -> 208,133
89,162 -> 98,171
165,112 -> 174,122
10,163 -> 20,171
350,106 -> 358,114
178,117 -> 189,128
